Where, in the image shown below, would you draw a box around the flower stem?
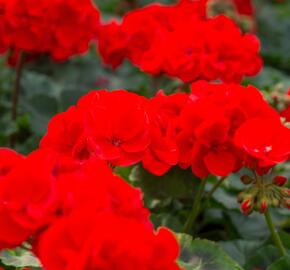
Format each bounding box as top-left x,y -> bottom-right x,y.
205,176 -> 226,204
10,51 -> 25,147
264,210 -> 286,257
11,50 -> 25,121
183,177 -> 208,234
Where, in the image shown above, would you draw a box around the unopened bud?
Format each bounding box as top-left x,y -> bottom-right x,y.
281,188 -> 290,198
237,192 -> 245,203
259,198 -> 267,213
271,197 -> 281,208
282,199 -> 290,209
273,175 -> 288,186
241,197 -> 254,215
240,175 -> 254,185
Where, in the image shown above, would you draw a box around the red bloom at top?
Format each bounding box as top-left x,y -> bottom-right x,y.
1,0 -> 100,62
97,1 -> 261,83
97,20 -> 128,69
234,117 -> 290,169
78,90 -> 150,166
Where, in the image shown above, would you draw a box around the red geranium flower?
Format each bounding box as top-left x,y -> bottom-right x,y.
142,91 -> 188,175
78,90 -> 150,166
234,117 -> 290,169
0,149 -> 59,249
37,211 -> 181,270
40,106 -> 91,161
0,148 -> 24,180
1,0 -> 100,62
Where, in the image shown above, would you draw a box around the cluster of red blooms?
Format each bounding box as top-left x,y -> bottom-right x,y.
97,0 -> 261,83
40,83 -> 290,179
0,147 -> 181,270
0,0 -> 100,62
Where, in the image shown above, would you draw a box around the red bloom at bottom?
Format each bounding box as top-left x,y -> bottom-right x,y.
37,211 -> 181,270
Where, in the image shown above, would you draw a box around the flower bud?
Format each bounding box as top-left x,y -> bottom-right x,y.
240,175 -> 254,185
259,197 -> 267,214
241,197 -> 254,215
237,191 -> 245,203
282,199 -> 290,209
273,175 -> 287,186
281,188 -> 290,198
271,197 -> 281,208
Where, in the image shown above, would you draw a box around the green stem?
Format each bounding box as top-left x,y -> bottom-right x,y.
183,178 -> 208,234
10,50 -> 25,147
11,50 -> 25,121
264,210 -> 286,257
205,176 -> 226,204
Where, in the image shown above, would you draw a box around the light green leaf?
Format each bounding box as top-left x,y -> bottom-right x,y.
0,248 -> 41,268
177,234 -> 244,270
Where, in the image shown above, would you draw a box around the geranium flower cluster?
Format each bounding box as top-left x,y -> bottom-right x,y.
0,148 -> 181,270
97,0 -> 262,83
40,84 -> 290,180
0,0 -> 100,62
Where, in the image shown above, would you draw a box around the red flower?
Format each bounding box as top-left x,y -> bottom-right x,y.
142,91 -> 188,175
0,149 -> 59,249
40,106 -> 91,161
234,117 -> 290,169
1,0 -> 100,62
37,211 -> 181,270
281,106 -> 290,122
98,2 -> 261,83
0,148 -> 24,180
97,20 -> 128,68
78,90 -> 150,166
177,82 -> 278,177
57,158 -> 150,225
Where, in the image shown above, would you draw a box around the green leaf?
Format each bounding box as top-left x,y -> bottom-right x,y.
177,233 -> 244,270
267,255 -> 290,270
129,165 -> 197,200
245,245 -> 280,270
0,248 -> 41,268
22,94 -> 58,134
219,239 -> 263,267
228,212 -> 270,240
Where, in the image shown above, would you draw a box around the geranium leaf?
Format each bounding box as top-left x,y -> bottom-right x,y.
176,233 -> 244,270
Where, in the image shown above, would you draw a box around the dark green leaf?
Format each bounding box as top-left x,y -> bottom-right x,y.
267,255 -> 290,270
129,165 -> 197,200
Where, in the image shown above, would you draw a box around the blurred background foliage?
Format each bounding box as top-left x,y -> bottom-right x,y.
0,0 -> 290,269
